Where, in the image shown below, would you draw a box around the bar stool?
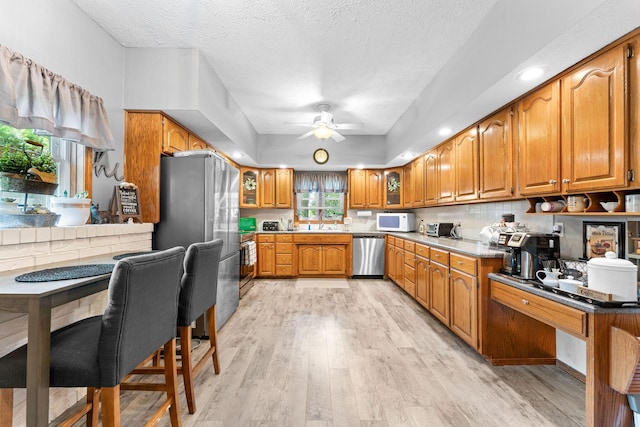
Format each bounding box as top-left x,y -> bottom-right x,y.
127,239 -> 223,413
0,247 -> 186,427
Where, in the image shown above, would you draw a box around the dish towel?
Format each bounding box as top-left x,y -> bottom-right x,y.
242,241 -> 257,266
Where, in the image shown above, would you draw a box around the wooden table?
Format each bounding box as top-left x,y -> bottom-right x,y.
0,254 -> 121,427
487,273 -> 640,427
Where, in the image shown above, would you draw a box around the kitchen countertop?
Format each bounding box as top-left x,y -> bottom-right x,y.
256,230 -> 504,258
489,272 -> 640,313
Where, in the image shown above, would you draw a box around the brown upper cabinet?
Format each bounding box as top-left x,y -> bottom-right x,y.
478,107 -> 514,200
437,140 -> 455,204
454,127 -> 479,202
517,81 -> 561,196
412,155 -> 425,207
384,167 -> 403,208
560,42 -> 627,193
403,163 -> 413,208
240,167 -> 292,208
189,133 -> 209,150
424,150 -> 438,206
163,117 -> 189,154
348,169 -> 383,209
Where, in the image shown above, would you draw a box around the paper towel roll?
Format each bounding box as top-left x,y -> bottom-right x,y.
357,211 -> 372,217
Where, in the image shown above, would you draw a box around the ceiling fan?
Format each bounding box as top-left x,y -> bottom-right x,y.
289,104 -> 363,142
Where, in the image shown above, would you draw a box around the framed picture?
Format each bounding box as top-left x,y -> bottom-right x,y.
583,221 -> 625,259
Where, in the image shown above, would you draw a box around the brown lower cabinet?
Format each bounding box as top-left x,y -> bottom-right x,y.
256,233 -> 352,278
386,237 -> 502,352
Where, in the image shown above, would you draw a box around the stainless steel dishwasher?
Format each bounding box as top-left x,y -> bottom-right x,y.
352,234 -> 386,277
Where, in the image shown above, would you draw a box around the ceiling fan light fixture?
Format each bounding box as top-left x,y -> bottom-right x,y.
313,125 -> 333,140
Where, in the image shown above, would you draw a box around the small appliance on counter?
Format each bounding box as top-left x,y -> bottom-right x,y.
376,213 -> 416,232
425,222 -> 454,237
262,221 -> 279,231
504,232 -> 561,280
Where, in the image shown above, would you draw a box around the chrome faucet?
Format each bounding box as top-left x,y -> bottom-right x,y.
318,219 -> 325,230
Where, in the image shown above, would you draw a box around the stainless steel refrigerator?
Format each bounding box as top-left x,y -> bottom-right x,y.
153,150 -> 240,332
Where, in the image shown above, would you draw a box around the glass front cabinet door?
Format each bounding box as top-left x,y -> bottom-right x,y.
240,168 -> 260,208
385,168 -> 403,208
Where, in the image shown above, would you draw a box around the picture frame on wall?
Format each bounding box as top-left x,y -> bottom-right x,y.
583,221 -> 625,259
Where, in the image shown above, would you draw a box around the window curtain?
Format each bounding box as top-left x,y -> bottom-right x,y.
294,171 -> 348,193
0,45 -> 114,151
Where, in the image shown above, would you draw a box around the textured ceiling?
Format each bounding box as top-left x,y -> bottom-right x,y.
70,0 -> 500,135
70,0 -> 640,168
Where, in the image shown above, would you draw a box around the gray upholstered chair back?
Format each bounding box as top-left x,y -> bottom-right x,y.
98,246 -> 185,387
177,239 -> 223,327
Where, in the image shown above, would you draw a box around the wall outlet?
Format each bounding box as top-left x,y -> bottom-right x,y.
552,222 -> 564,237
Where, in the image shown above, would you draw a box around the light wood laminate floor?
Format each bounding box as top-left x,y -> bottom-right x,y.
72,278 -> 585,426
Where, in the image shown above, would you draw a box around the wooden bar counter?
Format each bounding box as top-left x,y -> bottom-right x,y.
488,272 -> 640,427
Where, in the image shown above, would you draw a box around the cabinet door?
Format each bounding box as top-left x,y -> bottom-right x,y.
124,112 -> 164,223
455,127 -> 478,201
479,107 -> 514,199
415,256 -> 429,309
429,261 -> 450,325
257,243 -> 276,277
395,246 -> 404,286
366,170 -> 383,208
163,118 -> 189,153
413,156 -> 425,207
385,167 -> 403,208
240,168 -> 260,208
298,245 -> 322,275
261,169 -> 276,208
517,81 -> 561,196
189,133 -> 209,150
424,151 -> 439,205
323,245 -> 347,275
450,269 -> 478,348
275,168 -> 293,208
348,169 -> 367,208
561,44 -> 627,192
437,140 -> 455,203
386,242 -> 396,281
403,163 -> 413,208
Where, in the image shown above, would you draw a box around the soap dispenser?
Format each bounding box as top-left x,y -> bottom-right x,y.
418,220 -> 425,235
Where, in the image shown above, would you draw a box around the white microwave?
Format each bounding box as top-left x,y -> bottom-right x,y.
376,213 -> 416,232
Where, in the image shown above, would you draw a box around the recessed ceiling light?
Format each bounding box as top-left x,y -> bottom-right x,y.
438,127 -> 452,136
232,151 -> 243,158
516,66 -> 546,82
279,164 -> 287,169
357,164 -> 364,170
403,152 -> 413,159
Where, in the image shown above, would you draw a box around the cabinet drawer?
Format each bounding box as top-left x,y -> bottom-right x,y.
415,244 -> 429,258
404,251 -> 415,266
404,241 -> 415,252
294,234 -> 351,244
394,237 -> 404,247
404,279 -> 416,297
257,234 -> 275,243
491,281 -> 587,338
388,236 -> 395,246
276,243 -> 293,254
276,254 -> 293,265
276,234 -> 293,243
276,265 -> 294,276
404,265 -> 416,282
430,248 -> 450,265
450,253 -> 477,276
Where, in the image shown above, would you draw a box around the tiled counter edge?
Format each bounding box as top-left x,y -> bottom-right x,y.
0,223 -> 153,424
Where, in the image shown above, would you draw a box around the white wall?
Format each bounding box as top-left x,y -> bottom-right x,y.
1,0 -> 126,210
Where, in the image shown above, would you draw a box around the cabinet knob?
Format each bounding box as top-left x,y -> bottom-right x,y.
549,179 -> 557,184
457,261 -> 463,265
521,299 -> 529,305
562,179 -> 570,184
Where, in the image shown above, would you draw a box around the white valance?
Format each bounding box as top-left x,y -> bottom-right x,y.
0,45 -> 114,151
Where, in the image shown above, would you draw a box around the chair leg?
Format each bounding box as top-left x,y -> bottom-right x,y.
87,387 -> 100,427
207,305 -> 220,374
179,326 -> 196,414
164,338 -> 182,427
0,388 -> 13,427
101,385 -> 121,427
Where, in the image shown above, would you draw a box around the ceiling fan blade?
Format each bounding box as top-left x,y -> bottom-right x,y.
297,130 -> 314,140
334,123 -> 364,130
320,111 -> 333,124
331,131 -> 346,142
284,122 -> 313,128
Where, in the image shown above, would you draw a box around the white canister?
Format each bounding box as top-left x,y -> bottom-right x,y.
587,252 -> 638,301
626,194 -> 640,212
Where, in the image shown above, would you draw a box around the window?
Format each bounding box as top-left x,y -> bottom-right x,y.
0,124 -> 86,207
296,191 -> 345,222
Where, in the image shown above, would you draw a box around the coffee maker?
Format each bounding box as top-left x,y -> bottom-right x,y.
505,232 -> 560,280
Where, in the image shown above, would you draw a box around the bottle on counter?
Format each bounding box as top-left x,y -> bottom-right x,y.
418,220 -> 425,235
